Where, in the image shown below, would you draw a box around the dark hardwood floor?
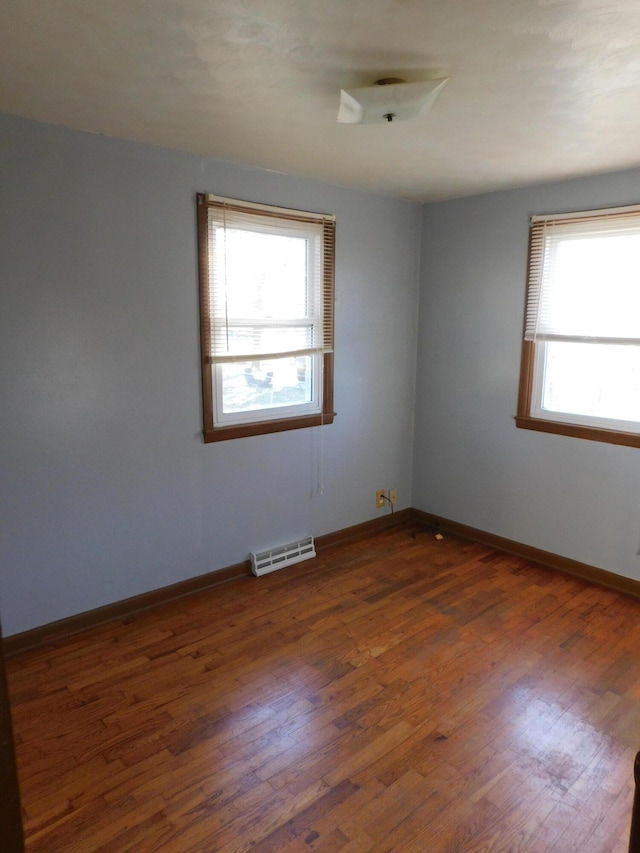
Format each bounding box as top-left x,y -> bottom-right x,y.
6,520 -> 639,851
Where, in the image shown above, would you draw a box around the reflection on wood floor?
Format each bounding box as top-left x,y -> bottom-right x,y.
7,520 -> 639,851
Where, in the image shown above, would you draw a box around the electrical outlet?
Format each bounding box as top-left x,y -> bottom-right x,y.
376,489 -> 385,508
389,488 -> 397,506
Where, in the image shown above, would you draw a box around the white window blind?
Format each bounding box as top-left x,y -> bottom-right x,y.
525,205 -> 640,345
202,196 -> 335,365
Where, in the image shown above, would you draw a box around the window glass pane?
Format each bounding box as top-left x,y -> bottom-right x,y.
541,341 -> 640,422
216,228 -> 308,318
198,194 -> 334,440
545,234 -> 640,338
219,356 -> 314,415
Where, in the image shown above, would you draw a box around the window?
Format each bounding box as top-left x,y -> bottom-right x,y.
196,193 -> 335,442
516,204 -> 640,448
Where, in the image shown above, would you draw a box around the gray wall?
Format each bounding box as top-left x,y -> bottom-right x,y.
0,113 -> 421,636
7,109 -> 639,639
414,169 -> 640,582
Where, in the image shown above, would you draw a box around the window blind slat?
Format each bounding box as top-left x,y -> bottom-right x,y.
524,208 -> 640,343
205,200 -> 334,362
207,347 -> 329,365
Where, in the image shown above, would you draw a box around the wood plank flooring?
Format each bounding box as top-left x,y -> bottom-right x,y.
6,520 -> 640,851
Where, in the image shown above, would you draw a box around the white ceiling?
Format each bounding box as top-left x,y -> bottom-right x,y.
2,0 -> 640,202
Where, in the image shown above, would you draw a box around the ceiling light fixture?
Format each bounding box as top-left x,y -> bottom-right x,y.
337,77 -> 448,125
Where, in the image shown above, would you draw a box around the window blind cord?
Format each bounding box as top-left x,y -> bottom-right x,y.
316,405 -> 325,497
534,221 -> 546,346
309,408 -> 326,548
222,202 -> 230,353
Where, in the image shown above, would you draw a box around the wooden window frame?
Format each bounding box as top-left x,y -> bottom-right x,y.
196,193 -> 335,443
516,205 -> 640,449
516,343 -> 640,448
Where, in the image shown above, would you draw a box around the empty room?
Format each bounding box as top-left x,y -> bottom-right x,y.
2,1 -> 640,851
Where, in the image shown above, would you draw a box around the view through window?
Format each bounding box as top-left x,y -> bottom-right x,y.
197,194 -> 335,442
517,205 -> 640,447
